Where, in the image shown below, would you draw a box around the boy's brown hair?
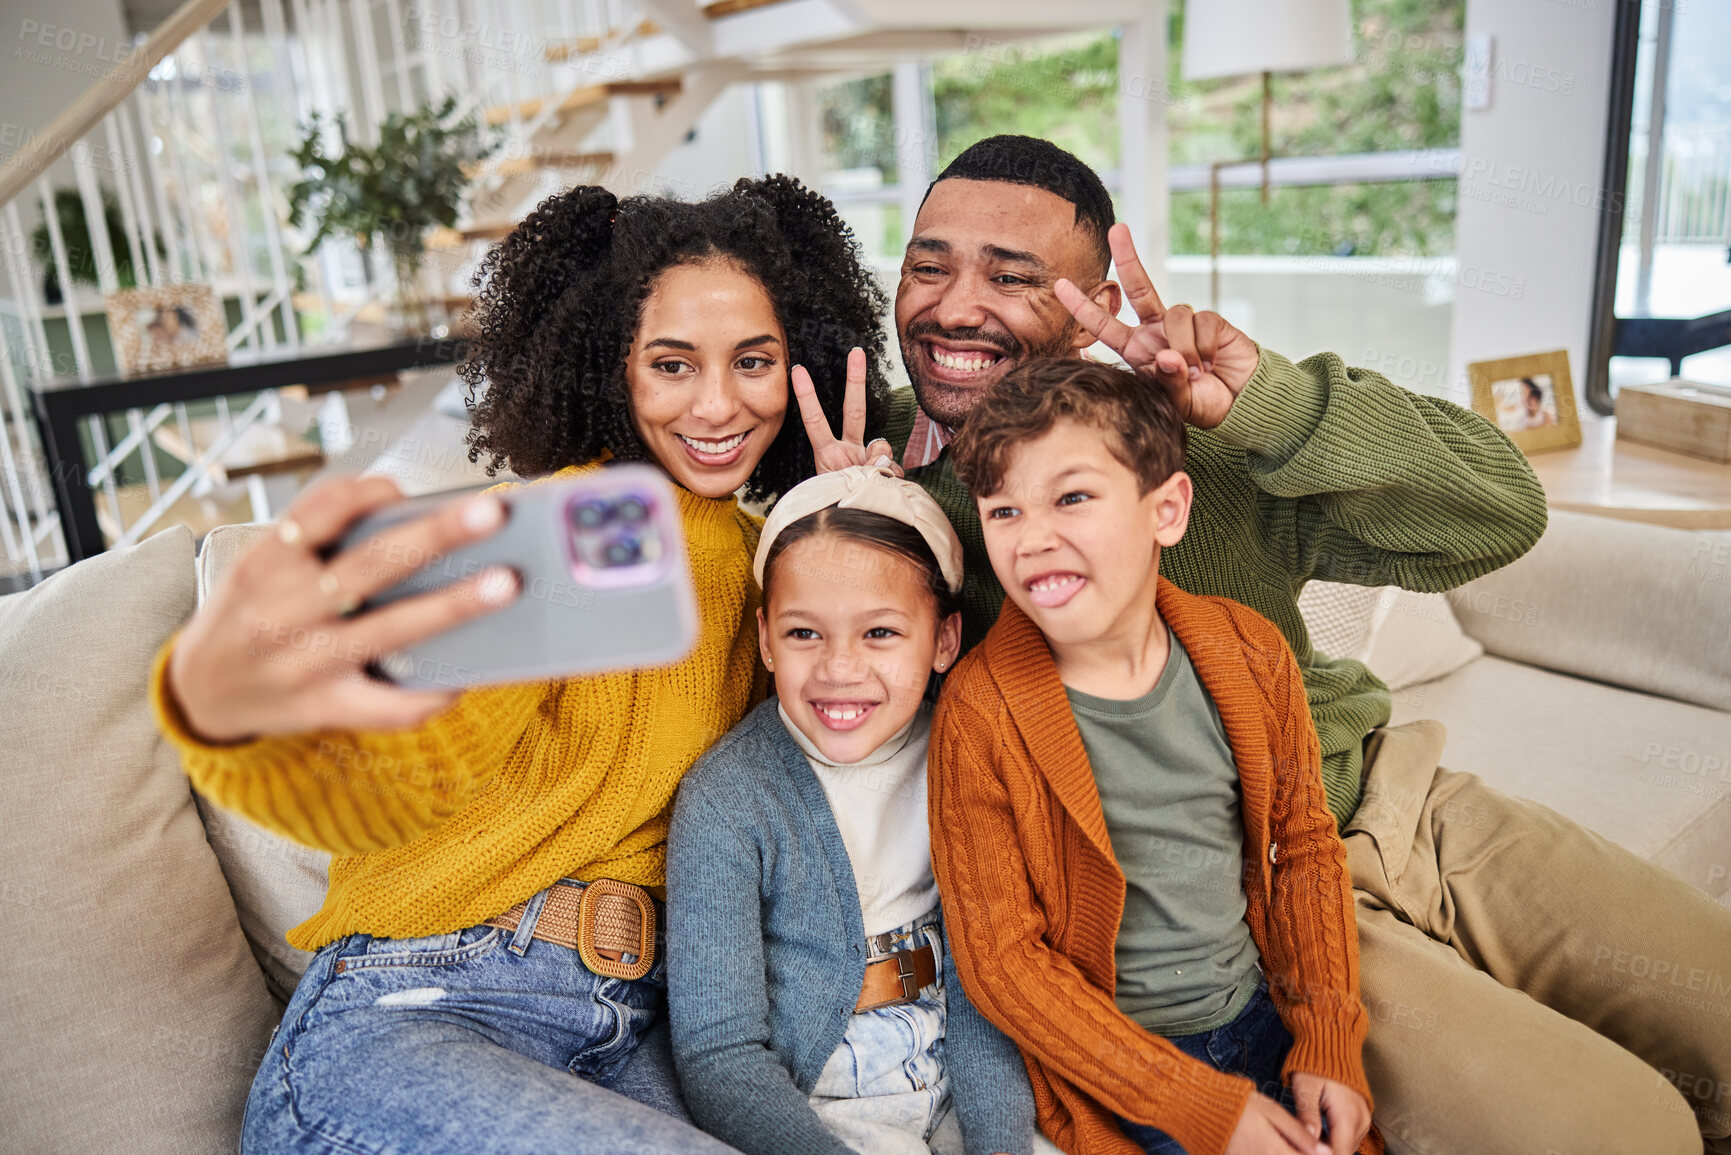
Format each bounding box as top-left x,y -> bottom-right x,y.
949,357 -> 1187,497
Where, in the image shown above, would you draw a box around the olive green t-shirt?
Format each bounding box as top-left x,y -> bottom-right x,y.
1064,630 -> 1262,1037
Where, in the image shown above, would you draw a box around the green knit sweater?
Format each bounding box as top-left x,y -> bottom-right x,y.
879,348 -> 1548,826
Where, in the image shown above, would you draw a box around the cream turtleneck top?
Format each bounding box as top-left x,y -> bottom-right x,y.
777,701 -> 939,936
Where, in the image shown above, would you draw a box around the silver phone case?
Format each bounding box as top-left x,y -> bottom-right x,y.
339,463 -> 700,689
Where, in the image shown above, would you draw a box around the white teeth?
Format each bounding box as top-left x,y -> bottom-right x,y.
1029,575 -> 1079,592
930,347 -> 997,372
678,432 -> 747,454
818,704 -> 869,721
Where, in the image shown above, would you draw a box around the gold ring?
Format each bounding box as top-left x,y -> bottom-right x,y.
318,571 -> 362,617
277,517 -> 306,546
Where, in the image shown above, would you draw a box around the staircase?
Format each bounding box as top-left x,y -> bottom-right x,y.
0,0 -> 1139,580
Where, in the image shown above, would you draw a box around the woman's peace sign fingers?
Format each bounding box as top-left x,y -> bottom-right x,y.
791,363 -> 840,457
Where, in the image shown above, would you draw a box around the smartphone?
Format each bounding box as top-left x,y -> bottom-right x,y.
337,463 -> 699,689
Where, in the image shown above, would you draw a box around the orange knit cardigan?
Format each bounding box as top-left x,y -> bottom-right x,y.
929,578 -> 1381,1155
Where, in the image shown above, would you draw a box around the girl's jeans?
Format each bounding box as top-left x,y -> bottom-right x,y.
1117,981 -> 1310,1155
808,916 -> 954,1155
241,879 -> 739,1154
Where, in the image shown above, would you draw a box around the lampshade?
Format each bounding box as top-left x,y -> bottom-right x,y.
1182,0 -> 1354,81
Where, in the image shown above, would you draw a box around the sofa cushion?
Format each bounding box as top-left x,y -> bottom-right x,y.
194,523 -> 330,1000
1299,582 -> 1483,691
0,528 -> 280,1155
1297,580 -> 1396,663
1391,654 -> 1731,904
1448,512 -> 1731,713
1361,589 -> 1484,693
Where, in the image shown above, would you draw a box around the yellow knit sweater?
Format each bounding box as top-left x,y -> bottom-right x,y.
149,463 -> 766,952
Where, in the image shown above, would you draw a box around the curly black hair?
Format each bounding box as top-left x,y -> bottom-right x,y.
460,175 -> 889,505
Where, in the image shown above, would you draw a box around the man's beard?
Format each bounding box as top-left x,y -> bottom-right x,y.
900,320 -> 1076,429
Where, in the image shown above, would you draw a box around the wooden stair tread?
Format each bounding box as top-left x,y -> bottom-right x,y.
544,19 -> 659,60
704,0 -> 794,17
484,78 -> 681,127
152,418 -> 325,481
460,151 -> 613,181
455,223 -> 517,243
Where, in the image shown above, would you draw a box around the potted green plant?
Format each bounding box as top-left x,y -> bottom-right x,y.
288,96 -> 494,333
32,188 -> 164,303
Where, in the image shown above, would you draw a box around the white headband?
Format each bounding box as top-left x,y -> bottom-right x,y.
754,464 -> 964,595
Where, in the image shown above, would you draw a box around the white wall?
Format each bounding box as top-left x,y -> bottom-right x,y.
0,0 -> 134,225
1448,0 -> 1618,406
1168,256 -> 1455,396
645,82 -> 761,203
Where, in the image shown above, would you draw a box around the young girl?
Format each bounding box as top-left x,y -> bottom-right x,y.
666,465 -> 1061,1155
151,176 -> 887,1154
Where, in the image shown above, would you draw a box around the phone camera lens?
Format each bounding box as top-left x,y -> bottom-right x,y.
603,536 -> 642,566
615,495 -> 649,522
572,500 -> 611,529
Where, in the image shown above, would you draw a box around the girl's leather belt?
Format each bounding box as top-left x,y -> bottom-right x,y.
484,878 -> 656,982
854,942 -> 937,1012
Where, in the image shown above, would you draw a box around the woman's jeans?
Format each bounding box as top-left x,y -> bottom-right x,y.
1117,981 -> 1307,1155
242,880 -> 738,1154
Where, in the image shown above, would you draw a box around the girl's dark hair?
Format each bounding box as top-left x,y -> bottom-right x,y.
459,176 -> 889,504
760,507 -> 961,625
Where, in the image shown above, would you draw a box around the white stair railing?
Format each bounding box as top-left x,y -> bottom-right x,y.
0,0 -> 652,580
0,0 -> 800,582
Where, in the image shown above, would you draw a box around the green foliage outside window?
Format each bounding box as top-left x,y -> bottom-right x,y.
934,34 -> 1120,176
815,0 -> 1464,258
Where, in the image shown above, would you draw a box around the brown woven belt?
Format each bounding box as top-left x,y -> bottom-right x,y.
484,878 -> 657,982
855,943 -> 937,1012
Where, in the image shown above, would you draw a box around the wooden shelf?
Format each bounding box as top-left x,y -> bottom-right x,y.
1528,411 -> 1731,530
95,481 -> 261,549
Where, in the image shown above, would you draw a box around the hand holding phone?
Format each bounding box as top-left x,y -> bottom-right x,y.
166,475 -> 522,744
340,463 -> 699,690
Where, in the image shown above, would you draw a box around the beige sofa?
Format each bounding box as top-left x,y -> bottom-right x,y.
2,510 -> 1727,1153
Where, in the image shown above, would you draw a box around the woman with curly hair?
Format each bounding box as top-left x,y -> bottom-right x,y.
147,175 -> 889,1154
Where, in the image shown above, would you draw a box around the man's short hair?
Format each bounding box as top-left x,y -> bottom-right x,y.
950,358 -> 1186,498
928,136 -> 1114,276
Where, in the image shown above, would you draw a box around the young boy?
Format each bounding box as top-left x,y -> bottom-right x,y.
928,358 -> 1380,1155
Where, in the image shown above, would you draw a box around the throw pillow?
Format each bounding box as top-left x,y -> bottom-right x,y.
0,527 -> 279,1154
193,523 -> 331,1003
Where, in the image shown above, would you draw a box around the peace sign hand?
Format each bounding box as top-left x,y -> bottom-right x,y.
1054,223 -> 1260,430
792,347 -> 903,476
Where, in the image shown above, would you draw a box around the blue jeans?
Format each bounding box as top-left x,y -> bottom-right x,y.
242,880 -> 739,1154
1118,982 -> 1306,1155
808,916 -> 951,1155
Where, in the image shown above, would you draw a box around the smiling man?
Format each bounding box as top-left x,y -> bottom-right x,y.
829,134 -> 1731,1155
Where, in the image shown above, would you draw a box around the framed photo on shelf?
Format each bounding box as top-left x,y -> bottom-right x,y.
1468,350 -> 1582,455
104,283 -> 228,375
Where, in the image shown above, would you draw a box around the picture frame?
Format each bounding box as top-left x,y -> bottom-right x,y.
1468,349 -> 1582,455
104,283 -> 228,375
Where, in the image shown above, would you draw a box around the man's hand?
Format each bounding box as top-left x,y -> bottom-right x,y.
1290,1074 -> 1371,1155
1225,1092 -> 1332,1155
1054,222 -> 1259,430
792,347 -> 902,475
